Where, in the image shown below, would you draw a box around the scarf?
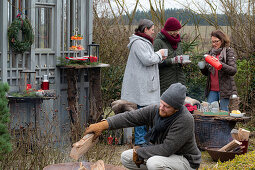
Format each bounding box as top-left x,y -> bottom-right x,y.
144,107 -> 182,144
135,32 -> 153,44
208,47 -> 227,75
161,29 -> 181,50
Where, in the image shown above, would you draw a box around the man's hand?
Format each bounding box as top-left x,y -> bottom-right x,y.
133,146 -> 144,168
84,120 -> 109,142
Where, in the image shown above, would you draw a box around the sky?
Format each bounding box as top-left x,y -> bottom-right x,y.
120,0 -> 225,14
126,0 -> 185,10
96,0 -> 229,16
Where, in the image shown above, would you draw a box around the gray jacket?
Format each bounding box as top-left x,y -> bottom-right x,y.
107,105 -> 201,169
121,34 -> 162,106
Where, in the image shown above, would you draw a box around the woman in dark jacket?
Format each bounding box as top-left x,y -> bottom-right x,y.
154,17 -> 191,94
198,30 -> 237,111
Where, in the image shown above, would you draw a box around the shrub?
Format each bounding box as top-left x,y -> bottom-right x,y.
217,151 -> 255,169
235,59 -> 255,113
0,83 -> 12,160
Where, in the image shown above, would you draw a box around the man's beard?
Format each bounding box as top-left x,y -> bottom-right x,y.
159,109 -> 167,117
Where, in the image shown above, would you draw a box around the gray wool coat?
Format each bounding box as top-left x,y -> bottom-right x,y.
106,105 -> 201,169
121,34 -> 163,106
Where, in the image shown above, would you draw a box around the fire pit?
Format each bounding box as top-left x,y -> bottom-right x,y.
205,147 -> 241,162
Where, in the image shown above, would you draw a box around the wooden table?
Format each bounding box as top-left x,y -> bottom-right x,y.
192,112 -> 250,150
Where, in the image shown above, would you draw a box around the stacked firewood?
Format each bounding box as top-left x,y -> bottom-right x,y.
218,128 -> 250,153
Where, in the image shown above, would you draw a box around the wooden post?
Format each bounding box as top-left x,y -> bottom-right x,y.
88,68 -> 103,123
0,0 -> 8,83
66,68 -> 81,142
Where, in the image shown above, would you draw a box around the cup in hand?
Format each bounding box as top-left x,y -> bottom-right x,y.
182,55 -> 189,60
163,49 -> 168,57
198,61 -> 206,69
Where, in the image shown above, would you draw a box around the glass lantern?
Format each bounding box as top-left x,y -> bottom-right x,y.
88,43 -> 99,63
19,70 -> 36,93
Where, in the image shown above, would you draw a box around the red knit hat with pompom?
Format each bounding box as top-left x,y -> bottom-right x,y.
164,17 -> 182,31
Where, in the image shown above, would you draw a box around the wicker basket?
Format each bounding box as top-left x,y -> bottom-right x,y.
193,115 -> 236,150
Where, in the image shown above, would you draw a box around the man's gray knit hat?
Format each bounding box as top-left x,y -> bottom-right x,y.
161,83 -> 187,109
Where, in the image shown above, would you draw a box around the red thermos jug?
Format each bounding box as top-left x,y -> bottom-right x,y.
204,54 -> 222,70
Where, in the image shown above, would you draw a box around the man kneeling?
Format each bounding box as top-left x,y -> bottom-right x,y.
84,83 -> 201,170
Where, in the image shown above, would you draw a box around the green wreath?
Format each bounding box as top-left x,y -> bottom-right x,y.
8,17 -> 34,54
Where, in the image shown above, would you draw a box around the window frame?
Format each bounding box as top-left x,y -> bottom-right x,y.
34,3 -> 55,52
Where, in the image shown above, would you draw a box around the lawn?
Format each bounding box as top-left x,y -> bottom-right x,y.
83,132 -> 255,169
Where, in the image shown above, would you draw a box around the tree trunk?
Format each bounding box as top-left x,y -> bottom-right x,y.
66,68 -> 81,142
89,68 -> 103,123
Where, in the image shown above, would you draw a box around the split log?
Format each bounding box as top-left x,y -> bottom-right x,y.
231,129 -> 239,141
70,134 -> 98,160
218,140 -> 242,152
91,160 -> 105,170
238,128 -> 250,141
78,162 -> 87,170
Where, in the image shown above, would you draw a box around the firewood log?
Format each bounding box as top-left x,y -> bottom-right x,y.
218,140 -> 242,152
238,128 -> 250,141
70,134 -> 98,160
90,160 -> 105,170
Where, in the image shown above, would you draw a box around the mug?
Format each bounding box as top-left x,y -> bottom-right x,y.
163,49 -> 168,56
182,55 -> 190,60
198,61 -> 206,69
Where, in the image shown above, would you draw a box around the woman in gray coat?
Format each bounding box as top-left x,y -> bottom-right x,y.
121,19 -> 166,146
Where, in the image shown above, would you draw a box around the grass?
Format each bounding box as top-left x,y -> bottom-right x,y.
2,105 -> 255,169
86,136 -> 255,170
1,126 -> 254,169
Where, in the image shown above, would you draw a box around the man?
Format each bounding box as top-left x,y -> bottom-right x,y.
84,83 -> 201,170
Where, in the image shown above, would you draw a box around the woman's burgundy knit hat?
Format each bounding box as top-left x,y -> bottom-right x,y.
164,17 -> 182,31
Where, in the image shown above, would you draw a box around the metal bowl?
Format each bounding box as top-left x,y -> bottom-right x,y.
205,147 -> 241,162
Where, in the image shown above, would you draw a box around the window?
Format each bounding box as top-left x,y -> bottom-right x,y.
35,7 -> 53,49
